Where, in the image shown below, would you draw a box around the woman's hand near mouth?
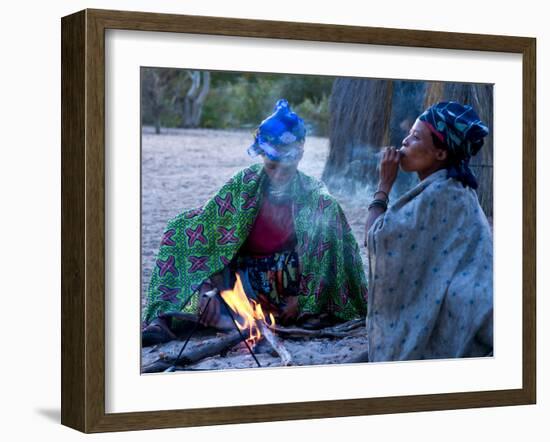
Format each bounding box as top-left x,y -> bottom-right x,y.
378,146 -> 401,194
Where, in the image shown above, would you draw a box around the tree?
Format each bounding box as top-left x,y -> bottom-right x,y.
141,68 -> 174,134
141,68 -> 211,133
177,71 -> 211,128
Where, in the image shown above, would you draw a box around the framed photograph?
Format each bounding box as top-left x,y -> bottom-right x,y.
61,8 -> 536,433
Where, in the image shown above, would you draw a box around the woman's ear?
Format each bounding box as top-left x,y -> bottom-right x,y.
435,149 -> 448,162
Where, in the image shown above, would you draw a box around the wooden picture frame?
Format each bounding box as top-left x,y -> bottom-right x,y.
61,8 -> 536,433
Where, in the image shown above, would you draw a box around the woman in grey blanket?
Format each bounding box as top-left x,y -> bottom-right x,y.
364,101 -> 493,362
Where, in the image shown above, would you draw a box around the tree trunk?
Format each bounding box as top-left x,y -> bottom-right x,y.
142,68 -> 170,135
191,71 -> 210,126
154,115 -> 161,134
181,71 -> 211,128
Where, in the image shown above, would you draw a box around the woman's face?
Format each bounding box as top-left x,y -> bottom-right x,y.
262,156 -> 300,186
399,119 -> 448,180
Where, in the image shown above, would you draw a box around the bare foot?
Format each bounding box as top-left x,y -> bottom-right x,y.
142,317 -> 177,346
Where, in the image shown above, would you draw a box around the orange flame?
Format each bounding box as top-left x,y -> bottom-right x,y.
220,273 -> 275,346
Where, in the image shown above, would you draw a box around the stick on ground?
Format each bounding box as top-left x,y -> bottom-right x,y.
257,320 -> 292,366
142,331 -> 242,373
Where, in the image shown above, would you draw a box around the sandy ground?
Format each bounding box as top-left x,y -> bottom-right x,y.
141,127 -> 370,306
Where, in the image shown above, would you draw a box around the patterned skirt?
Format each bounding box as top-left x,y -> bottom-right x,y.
229,250 -> 300,317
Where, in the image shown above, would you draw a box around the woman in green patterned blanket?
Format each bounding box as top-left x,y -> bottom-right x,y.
142,99 -> 368,345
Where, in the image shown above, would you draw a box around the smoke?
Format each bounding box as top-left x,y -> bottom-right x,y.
320,141 -> 418,207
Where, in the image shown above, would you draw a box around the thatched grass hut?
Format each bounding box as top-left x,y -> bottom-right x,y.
322,78 -> 424,197
322,78 -> 392,194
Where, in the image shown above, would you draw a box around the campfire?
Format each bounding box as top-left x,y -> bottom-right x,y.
142,273 -> 368,373
220,273 -> 276,348
220,272 -> 292,366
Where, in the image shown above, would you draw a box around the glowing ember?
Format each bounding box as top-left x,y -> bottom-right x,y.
220,273 -> 275,346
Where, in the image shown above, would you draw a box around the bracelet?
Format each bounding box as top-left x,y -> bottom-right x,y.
368,198 -> 388,211
373,189 -> 389,203
370,198 -> 387,207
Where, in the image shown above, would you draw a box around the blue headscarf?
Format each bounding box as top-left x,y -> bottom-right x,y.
248,99 -> 306,162
419,101 -> 489,189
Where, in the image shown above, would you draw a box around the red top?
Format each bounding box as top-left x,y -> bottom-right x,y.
241,196 -> 295,256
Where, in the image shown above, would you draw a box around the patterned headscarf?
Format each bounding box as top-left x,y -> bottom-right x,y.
248,99 -> 306,162
419,101 -> 489,189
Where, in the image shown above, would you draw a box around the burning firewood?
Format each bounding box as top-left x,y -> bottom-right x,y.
256,320 -> 292,366
220,273 -> 293,366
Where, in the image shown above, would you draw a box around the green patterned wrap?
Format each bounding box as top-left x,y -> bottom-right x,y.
143,163 -> 368,324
